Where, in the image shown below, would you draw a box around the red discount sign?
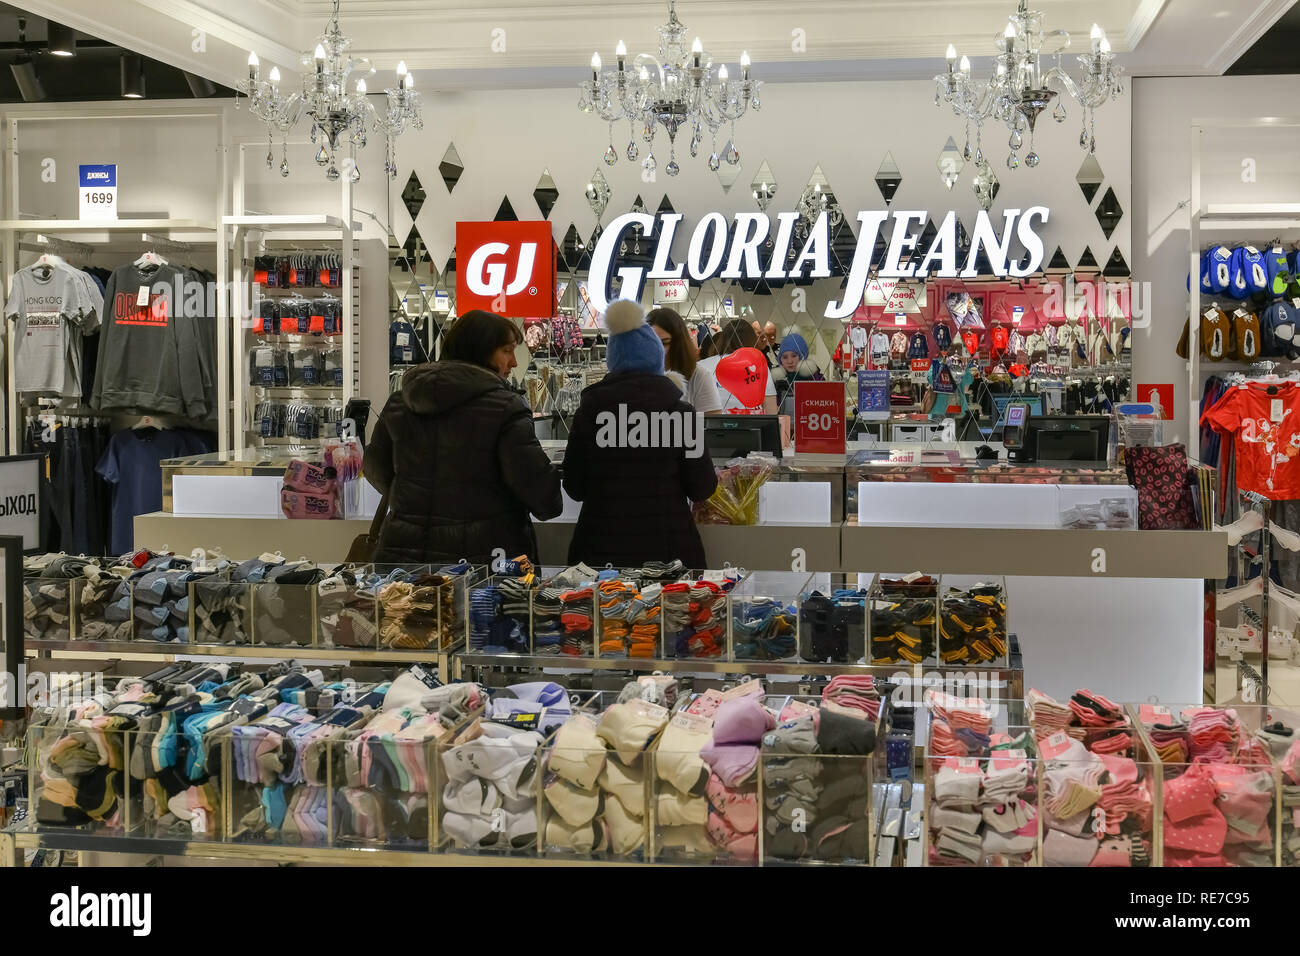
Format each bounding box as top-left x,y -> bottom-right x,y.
794,381 -> 845,454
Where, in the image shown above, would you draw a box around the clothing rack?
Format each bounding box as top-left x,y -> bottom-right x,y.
1241,488 -> 1273,704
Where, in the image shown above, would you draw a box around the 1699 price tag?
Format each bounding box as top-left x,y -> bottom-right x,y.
794,381 -> 845,454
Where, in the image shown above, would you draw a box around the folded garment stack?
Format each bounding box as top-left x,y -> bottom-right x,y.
938,582 -> 1007,665
732,597 -> 798,661
1255,721 -> 1300,866
869,575 -> 937,665
798,589 -> 866,663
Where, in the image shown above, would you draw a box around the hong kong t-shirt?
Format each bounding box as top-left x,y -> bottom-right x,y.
1202,382 -> 1300,499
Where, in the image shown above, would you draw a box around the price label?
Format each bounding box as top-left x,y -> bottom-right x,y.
78,165 -> 117,221
1012,307 -> 1024,325
794,381 -> 845,454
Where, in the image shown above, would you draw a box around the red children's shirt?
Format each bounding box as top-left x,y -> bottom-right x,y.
1202,382 -> 1300,499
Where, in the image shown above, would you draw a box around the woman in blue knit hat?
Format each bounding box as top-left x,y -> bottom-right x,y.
563,300 -> 718,567
772,330 -> 825,413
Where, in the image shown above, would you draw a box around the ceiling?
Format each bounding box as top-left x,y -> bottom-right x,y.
1228,0 -> 1300,72
1,0 -> 1296,101
0,0 -> 233,100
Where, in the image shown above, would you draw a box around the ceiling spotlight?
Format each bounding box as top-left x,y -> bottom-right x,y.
120,52 -> 145,98
47,22 -> 76,57
183,71 -> 217,97
9,56 -> 46,102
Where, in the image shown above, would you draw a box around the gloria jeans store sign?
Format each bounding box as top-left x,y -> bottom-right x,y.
587,206 -> 1051,316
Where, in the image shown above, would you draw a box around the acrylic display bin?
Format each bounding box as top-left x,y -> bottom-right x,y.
330,735 -> 438,851
937,576 -> 1009,668
376,564 -> 486,653
1036,728 -> 1157,868
317,570 -> 383,650
797,584 -> 867,664
594,573 -> 662,660
539,693 -> 668,861
529,568 -> 598,659
659,572 -> 745,660
189,575 -> 255,645
867,573 -> 939,666
23,576 -> 76,642
728,572 -> 808,663
465,566 -> 563,655
1129,703 -> 1282,868
923,724 -> 1040,867
28,722 -> 223,843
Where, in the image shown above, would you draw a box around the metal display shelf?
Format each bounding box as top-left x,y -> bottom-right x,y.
0,830 -> 645,868
21,639 -> 454,671
456,652 -> 896,677
0,219 -> 215,233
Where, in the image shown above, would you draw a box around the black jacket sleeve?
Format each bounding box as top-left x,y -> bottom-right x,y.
562,403 -> 593,502
362,403 -> 397,497
498,407 -> 563,520
680,401 -> 719,502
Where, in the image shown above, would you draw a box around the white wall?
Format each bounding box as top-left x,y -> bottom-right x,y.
1131,75 -> 1300,447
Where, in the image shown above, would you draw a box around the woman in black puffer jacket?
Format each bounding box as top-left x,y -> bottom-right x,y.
364,310 -> 561,565
564,300 -> 718,568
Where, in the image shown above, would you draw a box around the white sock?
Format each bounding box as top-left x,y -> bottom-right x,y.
1217,510 -> 1264,546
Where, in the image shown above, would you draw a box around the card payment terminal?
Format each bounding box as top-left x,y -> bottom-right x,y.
1003,402 -> 1031,462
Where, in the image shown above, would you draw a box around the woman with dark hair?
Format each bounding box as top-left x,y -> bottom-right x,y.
363,309 -> 562,564
696,318 -> 778,414
647,307 -> 723,414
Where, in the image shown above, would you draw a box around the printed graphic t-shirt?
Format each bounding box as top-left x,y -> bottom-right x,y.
4,265 -> 102,397
1202,382 -> 1300,499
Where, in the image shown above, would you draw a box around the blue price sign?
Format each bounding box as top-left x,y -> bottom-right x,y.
857,369 -> 890,416
78,164 -> 117,221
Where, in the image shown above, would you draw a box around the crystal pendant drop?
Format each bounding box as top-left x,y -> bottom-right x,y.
1006,153 -> 1019,170
690,129 -> 702,157
975,147 -> 984,165
724,141 -> 740,165
280,160 -> 291,177
1053,100 -> 1067,123
1009,129 -> 1023,150
935,92 -> 941,107
266,148 -> 274,168
350,164 -> 361,183
666,159 -> 680,177
627,141 -> 639,162
1080,128 -> 1089,149
752,89 -> 761,110
315,147 -> 330,166
963,141 -> 972,162
310,125 -> 317,144
326,164 -> 340,182
708,152 -> 721,172
604,144 -> 618,165
644,153 -> 656,174
1025,151 -> 1040,168
1089,136 -> 1096,154
642,122 -> 654,143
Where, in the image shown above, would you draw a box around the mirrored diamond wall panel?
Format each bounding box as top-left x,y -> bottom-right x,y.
875,153 -> 902,204
717,161 -> 743,193
751,160 -> 777,211
1076,154 -> 1104,204
494,196 -> 519,221
1095,187 -> 1123,240
401,172 -> 426,220
533,169 -> 559,220
937,138 -> 964,191
585,169 -> 611,221
439,144 -> 464,193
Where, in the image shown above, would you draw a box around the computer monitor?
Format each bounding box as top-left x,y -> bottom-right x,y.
1025,415 -> 1110,463
704,415 -> 784,460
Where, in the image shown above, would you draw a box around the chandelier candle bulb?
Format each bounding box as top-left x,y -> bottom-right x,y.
403,73 -> 413,90
692,36 -> 702,68
960,55 -> 970,76
946,44 -> 957,71
718,64 -> 728,81
1099,36 -> 1110,55
248,51 -> 259,82
616,40 -> 626,71
741,50 -> 750,80
591,52 -> 601,81
269,66 -> 280,87
315,44 -> 326,72
1090,23 -> 1102,53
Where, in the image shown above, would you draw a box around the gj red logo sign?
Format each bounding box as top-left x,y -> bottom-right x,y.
456,221 -> 555,318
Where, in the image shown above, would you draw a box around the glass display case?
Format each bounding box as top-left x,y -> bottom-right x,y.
1129,703 -> 1282,867
868,573 -> 939,666
728,572 -> 809,663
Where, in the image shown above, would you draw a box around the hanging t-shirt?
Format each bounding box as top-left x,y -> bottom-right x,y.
97,427 -> 214,554
869,332 -> 891,366
961,329 -> 980,357
4,263 -> 102,397
1202,382 -> 1300,499
988,325 -> 1010,360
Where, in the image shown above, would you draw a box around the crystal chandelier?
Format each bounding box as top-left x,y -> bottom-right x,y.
934,0 -> 1122,173
794,183 -> 843,239
237,0 -> 421,181
578,0 -> 761,176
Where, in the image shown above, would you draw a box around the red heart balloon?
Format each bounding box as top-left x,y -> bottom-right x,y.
715,347 -> 769,410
